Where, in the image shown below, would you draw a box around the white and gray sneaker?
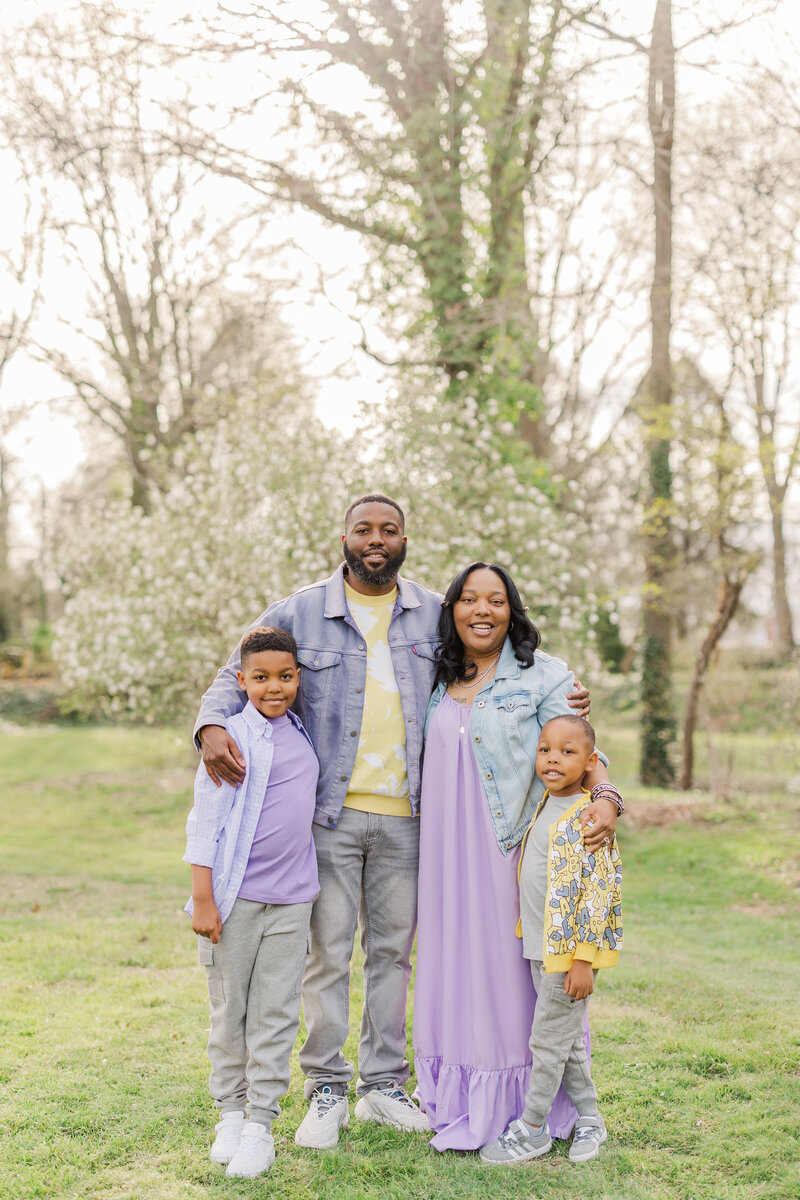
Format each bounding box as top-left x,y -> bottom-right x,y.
294,1085 -> 350,1149
209,1111 -> 245,1164
354,1082 -> 431,1132
479,1118 -> 552,1165
569,1115 -> 607,1163
225,1121 -> 275,1178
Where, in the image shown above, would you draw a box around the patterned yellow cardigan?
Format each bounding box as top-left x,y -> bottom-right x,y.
516,789 -> 622,972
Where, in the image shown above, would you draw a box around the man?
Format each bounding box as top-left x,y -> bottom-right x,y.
195,494 -> 592,1149
195,495 -> 440,1146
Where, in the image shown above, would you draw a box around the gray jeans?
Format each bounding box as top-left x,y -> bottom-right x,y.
299,808 -> 420,1097
199,897 -> 313,1127
522,960 -> 599,1127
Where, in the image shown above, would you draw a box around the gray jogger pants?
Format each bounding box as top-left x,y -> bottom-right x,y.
522,960 -> 599,1127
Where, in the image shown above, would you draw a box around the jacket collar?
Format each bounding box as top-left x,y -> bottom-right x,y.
494,635 -> 523,679
324,562 -> 420,618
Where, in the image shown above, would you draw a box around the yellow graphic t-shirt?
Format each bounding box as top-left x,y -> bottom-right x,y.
342,580 -> 412,818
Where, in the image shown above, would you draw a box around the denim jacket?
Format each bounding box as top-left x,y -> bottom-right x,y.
194,565 -> 442,827
424,637 -> 606,855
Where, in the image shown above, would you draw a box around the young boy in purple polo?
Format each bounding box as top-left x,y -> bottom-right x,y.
184,626 -> 319,1179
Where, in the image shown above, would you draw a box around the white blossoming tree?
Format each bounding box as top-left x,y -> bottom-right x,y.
372,386 -> 600,669
52,393 -> 354,723
53,373 -> 604,723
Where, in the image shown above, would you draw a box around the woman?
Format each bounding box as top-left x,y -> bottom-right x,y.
413,562 -> 621,1152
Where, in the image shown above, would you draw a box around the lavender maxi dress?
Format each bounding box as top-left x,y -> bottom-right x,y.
413,692 -> 585,1151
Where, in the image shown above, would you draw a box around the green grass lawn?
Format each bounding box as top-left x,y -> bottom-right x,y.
1,722 -> 799,1199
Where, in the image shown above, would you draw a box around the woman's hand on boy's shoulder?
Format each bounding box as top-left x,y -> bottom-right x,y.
579,797 -> 617,851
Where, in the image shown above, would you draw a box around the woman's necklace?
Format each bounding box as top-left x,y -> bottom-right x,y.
453,651 -> 502,705
452,651 -> 501,734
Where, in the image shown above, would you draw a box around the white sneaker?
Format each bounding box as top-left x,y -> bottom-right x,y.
294,1085 -> 350,1149
225,1121 -> 275,1178
209,1111 -> 245,1164
354,1082 -> 431,1132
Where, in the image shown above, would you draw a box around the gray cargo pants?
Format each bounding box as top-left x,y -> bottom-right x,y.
199,897 -> 313,1128
522,960 -> 600,1127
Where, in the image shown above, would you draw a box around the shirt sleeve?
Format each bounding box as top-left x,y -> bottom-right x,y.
571,836 -> 618,963
183,762 -> 239,866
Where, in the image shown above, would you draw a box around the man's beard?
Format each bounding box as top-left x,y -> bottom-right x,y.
343,540 -> 407,588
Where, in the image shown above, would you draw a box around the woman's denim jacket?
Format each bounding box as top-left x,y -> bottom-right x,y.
424,637 -> 606,855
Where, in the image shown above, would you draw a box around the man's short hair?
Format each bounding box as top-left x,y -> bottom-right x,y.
344,493 -> 405,530
541,713 -> 596,749
240,625 -> 298,666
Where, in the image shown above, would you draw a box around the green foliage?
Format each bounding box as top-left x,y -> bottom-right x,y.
2,721 -> 799,1199
592,605 -> 628,674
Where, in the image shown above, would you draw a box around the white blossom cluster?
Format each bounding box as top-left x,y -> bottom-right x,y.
52,380 -> 606,722
52,395 -> 352,724
373,389 -> 601,672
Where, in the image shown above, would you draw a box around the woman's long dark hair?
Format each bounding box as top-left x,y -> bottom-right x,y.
435,561 -> 540,687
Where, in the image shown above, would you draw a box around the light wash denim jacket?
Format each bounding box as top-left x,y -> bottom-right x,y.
194,565 -> 442,827
424,637 -> 607,855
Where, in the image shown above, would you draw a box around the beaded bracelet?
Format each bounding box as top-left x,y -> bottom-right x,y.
590,783 -> 624,816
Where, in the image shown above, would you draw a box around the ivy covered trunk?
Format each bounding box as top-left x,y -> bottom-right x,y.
640,0 -> 676,785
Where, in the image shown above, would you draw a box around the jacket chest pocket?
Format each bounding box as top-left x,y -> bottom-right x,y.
494,692 -> 533,721
408,640 -> 439,687
297,649 -> 342,702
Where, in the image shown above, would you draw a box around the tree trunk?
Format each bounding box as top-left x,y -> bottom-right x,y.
768,487 -> 795,655
679,574 -> 743,790
0,445 -> 14,640
640,0 -> 676,786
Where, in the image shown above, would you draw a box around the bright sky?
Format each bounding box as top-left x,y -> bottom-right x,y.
2,0 -> 798,554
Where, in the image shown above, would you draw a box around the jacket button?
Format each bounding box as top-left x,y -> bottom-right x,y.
477,700 -> 485,707
474,735 -> 481,742
486,772 -> 492,779
314,658 -> 320,665
340,775 -> 348,782
350,730 -> 357,737
356,687 -> 363,694
328,817 -> 335,824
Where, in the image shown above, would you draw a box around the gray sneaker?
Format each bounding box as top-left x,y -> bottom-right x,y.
354,1082 -> 430,1132
479,1118 -> 552,1165
569,1115 -> 607,1163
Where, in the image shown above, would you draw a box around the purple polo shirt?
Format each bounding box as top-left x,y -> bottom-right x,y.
237,713 -> 320,905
